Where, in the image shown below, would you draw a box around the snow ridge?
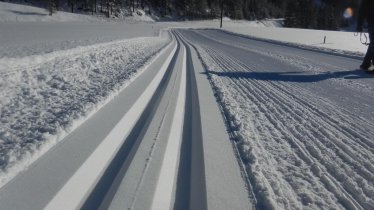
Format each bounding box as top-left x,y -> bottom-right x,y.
0,36 -> 169,187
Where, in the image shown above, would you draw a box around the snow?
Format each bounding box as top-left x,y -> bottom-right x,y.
0,2 -> 156,23
183,29 -> 374,210
0,32 -> 170,187
129,10 -> 155,22
0,0 -> 373,203
0,22 -> 163,58
171,18 -> 368,57
151,45 -> 185,210
221,26 -> 368,55
44,40 -> 176,210
0,1 -> 104,22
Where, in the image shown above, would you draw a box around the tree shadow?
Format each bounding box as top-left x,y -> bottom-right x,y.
203,69 -> 373,83
7,10 -> 47,16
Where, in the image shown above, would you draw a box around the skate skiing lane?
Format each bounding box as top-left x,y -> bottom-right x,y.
178,29 -> 374,210
183,29 -> 374,122
179,31 -> 253,210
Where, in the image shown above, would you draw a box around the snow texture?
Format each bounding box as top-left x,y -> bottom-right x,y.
0,22 -> 164,58
184,30 -> 374,210
0,35 -> 169,187
222,26 -> 368,55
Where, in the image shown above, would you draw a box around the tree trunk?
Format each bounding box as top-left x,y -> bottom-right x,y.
220,1 -> 223,28
107,1 -> 110,17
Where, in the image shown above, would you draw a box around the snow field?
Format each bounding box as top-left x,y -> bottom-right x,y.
0,33 -> 170,188
184,31 -> 374,210
221,26 -> 368,55
0,22 -> 164,59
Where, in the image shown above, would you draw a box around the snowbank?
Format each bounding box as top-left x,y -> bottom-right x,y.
0,34 -> 169,187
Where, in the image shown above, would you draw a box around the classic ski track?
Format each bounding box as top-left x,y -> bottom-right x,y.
128,53 -> 180,209
181,30 -> 374,210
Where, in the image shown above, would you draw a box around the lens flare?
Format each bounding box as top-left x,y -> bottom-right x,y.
343,7 -> 354,19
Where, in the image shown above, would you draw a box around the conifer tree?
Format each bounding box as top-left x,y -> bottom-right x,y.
46,0 -> 58,15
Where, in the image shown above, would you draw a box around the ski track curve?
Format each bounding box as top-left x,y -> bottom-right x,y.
180,29 -> 374,210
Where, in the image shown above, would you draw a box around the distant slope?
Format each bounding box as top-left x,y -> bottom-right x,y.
0,1 -> 155,22
0,1 -> 102,22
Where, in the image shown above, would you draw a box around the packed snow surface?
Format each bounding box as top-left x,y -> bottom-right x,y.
180,29 -> 374,210
0,22 -> 163,58
0,0 -> 373,200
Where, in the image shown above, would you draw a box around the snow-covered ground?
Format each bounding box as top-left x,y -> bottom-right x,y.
0,22 -> 164,58
0,0 -> 372,198
222,25 -> 368,55
181,29 -> 374,210
0,33 -> 170,186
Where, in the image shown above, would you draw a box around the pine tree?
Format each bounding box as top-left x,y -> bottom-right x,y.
46,0 -> 58,15
68,0 -> 76,13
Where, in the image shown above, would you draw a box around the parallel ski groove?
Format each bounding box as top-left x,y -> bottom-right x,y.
150,35 -> 186,210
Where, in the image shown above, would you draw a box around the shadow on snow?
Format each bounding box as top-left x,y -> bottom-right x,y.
7,10 -> 47,16
203,69 -> 373,83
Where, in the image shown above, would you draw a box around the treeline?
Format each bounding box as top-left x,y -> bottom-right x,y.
3,0 -> 361,30
155,0 -> 288,20
284,0 -> 360,30
44,0 -> 138,16
148,0 -> 360,30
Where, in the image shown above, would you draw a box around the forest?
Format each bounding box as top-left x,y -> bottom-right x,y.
2,0 -> 362,30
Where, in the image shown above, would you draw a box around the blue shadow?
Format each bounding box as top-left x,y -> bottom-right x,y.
203,69 -> 373,83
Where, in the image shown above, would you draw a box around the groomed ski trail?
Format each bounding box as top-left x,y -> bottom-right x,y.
179,29 -> 374,210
